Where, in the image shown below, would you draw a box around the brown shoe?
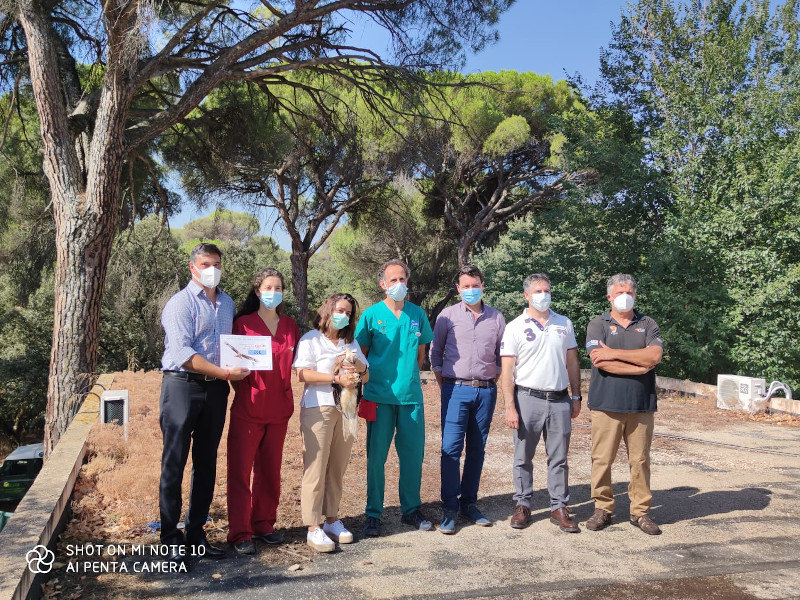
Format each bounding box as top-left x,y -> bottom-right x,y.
509,505 -> 531,529
550,507 -> 579,533
586,508 -> 612,531
631,513 -> 662,535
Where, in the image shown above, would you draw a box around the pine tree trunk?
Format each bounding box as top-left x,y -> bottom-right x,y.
290,245 -> 311,330
19,0 -> 132,456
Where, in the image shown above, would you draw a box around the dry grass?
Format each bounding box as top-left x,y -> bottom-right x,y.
64,375 -> 799,545
48,372 -> 798,599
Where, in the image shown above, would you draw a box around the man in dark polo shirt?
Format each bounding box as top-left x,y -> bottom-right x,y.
585,274 -> 663,535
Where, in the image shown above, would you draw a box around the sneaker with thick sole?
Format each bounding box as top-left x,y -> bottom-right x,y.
363,515 -> 381,537
440,510 -> 457,535
460,504 -> 492,526
401,511 -> 433,531
253,530 -> 284,545
307,528 -> 335,552
586,509 -> 612,531
323,519 -> 354,544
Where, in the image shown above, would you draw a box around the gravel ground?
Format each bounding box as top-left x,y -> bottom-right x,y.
46,372 -> 800,599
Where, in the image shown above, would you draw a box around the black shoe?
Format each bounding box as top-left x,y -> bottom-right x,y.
363,515 -> 381,537
253,531 -> 284,545
233,539 -> 256,555
400,511 -> 433,531
166,546 -> 185,567
189,538 -> 226,559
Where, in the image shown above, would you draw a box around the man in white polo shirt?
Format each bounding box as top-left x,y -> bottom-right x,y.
500,273 -> 582,532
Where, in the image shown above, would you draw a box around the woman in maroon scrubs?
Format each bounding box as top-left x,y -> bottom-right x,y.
226,268 -> 299,555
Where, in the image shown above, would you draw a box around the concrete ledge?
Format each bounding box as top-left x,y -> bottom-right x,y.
770,396 -> 800,416
580,369 -> 716,397
0,374 -> 114,600
423,370 -> 717,398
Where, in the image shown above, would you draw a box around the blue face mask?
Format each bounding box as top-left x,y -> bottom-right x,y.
386,282 -> 408,301
460,288 -> 482,305
260,290 -> 283,310
331,313 -> 350,330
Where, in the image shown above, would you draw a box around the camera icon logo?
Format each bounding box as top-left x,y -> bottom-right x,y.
26,545 -> 55,574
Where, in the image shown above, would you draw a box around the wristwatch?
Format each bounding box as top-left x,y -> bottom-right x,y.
571,395 -> 582,402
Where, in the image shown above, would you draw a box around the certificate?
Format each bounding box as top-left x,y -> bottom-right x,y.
220,334 -> 272,370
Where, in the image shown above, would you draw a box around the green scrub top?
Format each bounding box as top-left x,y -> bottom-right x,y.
355,300 -> 434,405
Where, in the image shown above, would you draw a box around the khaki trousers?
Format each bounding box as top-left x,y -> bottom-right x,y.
300,406 -> 354,526
590,410 -> 654,517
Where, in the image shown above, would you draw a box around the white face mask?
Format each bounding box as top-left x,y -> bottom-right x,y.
196,265 -> 221,288
530,292 -> 551,312
386,282 -> 408,301
613,293 -> 634,312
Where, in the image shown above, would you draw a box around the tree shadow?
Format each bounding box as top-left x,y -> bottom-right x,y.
369,481 -> 773,531
649,485 -> 772,525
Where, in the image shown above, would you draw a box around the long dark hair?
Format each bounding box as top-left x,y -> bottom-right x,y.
312,293 -> 359,344
235,268 -> 286,320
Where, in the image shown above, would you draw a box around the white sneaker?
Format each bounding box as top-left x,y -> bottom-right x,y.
323,519 -> 354,544
306,528 -> 335,552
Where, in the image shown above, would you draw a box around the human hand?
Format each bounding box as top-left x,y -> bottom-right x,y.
504,406 -> 519,429
337,371 -> 360,389
228,367 -> 250,382
571,399 -> 582,419
589,341 -> 616,365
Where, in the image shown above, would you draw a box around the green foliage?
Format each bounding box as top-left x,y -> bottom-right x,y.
173,209 -> 260,245
415,70 -> 582,270
0,303 -> 52,444
332,179 -> 457,312
99,216 -> 187,372
0,90 -> 53,307
98,212 -> 293,372
571,0 -> 800,387
474,202 -> 652,367
482,115 -> 530,157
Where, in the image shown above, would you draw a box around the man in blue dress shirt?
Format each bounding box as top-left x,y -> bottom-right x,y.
159,243 -> 249,564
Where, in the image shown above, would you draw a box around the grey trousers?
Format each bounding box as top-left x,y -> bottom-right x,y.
512,390 -> 572,511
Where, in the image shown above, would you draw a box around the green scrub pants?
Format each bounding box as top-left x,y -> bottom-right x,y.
365,402 -> 425,518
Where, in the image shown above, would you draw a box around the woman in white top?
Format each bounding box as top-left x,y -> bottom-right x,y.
293,293 -> 369,552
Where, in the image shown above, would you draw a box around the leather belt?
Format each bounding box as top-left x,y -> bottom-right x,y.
443,377 -> 496,388
516,386 -> 568,401
163,370 -> 218,382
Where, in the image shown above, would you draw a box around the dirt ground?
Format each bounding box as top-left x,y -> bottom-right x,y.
43,370 -> 800,600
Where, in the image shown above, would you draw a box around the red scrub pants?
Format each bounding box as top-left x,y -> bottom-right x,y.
226,413 -> 289,544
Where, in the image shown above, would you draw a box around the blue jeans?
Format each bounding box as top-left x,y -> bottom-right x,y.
440,382 -> 496,512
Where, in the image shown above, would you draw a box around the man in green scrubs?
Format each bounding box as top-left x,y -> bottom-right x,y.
356,259 -> 435,536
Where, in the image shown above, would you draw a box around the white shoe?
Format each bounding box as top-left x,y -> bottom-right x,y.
323,519 -> 354,544
306,528 -> 335,552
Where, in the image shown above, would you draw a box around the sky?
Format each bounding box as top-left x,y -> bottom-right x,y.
170,1 -> 628,246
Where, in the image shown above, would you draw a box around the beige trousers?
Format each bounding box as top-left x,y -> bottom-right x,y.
300,405 -> 354,526
590,410 -> 655,517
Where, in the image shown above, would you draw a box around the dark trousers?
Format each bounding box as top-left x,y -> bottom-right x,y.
159,373 -> 229,546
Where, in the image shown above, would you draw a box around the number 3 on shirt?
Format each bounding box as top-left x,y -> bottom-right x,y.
524,328 -> 536,342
